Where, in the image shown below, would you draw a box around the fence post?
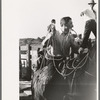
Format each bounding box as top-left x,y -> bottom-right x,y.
27,44 -> 32,80
19,46 -> 22,79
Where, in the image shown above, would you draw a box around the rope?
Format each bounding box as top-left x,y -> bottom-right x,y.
85,71 -> 95,77
72,53 -> 89,69
65,58 -> 75,70
52,57 -> 75,77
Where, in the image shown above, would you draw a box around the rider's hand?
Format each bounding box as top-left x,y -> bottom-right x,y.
83,48 -> 88,53
78,47 -> 88,54
78,47 -> 84,54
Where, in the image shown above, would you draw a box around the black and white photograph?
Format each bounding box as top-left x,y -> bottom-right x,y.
2,0 -> 98,100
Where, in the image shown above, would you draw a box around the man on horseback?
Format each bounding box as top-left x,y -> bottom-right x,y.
79,0 -> 97,53
44,17 -> 79,76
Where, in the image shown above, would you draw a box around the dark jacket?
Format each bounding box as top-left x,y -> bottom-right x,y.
81,19 -> 96,48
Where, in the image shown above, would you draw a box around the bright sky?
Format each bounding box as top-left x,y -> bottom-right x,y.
2,0 -> 97,38
2,0 -> 98,100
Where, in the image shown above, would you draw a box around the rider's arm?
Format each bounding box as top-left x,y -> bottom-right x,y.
81,20 -> 91,48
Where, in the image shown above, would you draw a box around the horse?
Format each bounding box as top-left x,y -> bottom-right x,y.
31,41 -> 96,100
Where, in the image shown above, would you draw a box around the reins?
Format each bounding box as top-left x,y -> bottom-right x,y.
52,51 -> 89,93
53,58 -> 75,77
52,52 -> 89,77
72,53 -> 89,69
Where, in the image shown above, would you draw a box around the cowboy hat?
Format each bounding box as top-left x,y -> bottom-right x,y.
88,0 -> 96,5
